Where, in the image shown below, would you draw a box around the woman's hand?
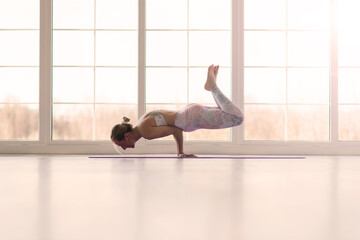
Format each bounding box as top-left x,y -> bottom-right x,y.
178,153 -> 197,158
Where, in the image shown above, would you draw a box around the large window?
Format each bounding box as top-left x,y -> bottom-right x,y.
52,0 -> 138,140
2,0 -> 360,154
0,0 -> 40,140
145,0 -> 232,141
338,0 -> 360,141
51,0 -> 232,141
244,0 -> 330,141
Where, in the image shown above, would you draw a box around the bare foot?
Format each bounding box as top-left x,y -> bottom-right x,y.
214,65 -> 219,79
204,64 -> 218,91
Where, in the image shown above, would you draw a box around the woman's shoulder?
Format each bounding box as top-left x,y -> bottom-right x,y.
136,112 -> 151,127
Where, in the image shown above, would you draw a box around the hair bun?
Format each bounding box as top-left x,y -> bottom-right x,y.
122,117 -> 130,124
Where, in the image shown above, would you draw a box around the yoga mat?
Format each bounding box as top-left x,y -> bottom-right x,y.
89,155 -> 305,159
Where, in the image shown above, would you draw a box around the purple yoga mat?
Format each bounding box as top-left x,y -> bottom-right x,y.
89,155 -> 305,159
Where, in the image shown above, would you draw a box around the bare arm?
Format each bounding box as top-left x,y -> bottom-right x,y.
172,127 -> 184,156
172,128 -> 197,157
141,124 -> 196,157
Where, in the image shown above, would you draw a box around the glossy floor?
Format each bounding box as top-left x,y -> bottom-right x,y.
0,155 -> 359,240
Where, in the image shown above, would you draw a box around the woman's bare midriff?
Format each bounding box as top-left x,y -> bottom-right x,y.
160,110 -> 178,126
136,110 -> 178,127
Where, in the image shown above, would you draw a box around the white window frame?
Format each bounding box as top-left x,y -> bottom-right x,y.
2,0 -> 360,155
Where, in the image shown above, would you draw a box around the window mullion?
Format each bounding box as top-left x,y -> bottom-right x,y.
330,0 -> 338,143
233,0 -> 244,144
39,0 -> 52,144
138,0 -> 146,120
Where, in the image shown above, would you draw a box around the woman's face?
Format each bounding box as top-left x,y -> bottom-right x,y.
113,137 -> 135,150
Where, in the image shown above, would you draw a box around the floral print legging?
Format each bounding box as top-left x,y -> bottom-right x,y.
174,86 -> 244,132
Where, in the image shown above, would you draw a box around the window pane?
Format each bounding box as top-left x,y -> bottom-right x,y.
244,31 -> 286,66
338,0 -> 360,31
189,67 -> 231,104
96,31 -> 138,66
189,0 -> 231,29
146,0 -> 187,29
245,105 -> 285,140
244,0 -> 286,30
244,68 -> 286,103
288,68 -> 329,104
0,68 -> 39,103
338,31 -> 360,67
0,31 -> 39,66
338,69 -> 360,104
287,105 -> 329,141
52,104 -> 93,140
189,31 -> 231,66
53,31 -> 94,66
288,0 -> 329,30
95,68 -> 137,103
146,68 -> 187,103
145,0 -> 232,142
0,104 -> 38,140
0,0 -> 39,141
53,0 -> 138,142
243,0 -> 331,143
53,0 -> 94,29
53,67 -> 94,103
0,0 -> 39,29
96,0 -> 138,29
288,31 -> 329,67
146,31 -> 187,66
95,104 -> 137,140
339,105 -> 360,141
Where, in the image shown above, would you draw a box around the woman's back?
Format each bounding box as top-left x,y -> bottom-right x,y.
137,110 -> 178,129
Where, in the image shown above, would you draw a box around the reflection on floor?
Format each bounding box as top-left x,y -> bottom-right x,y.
0,155 -> 359,240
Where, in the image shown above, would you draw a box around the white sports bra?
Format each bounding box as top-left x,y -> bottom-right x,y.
149,111 -> 168,126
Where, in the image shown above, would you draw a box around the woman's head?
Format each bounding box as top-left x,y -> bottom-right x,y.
111,117 -> 135,150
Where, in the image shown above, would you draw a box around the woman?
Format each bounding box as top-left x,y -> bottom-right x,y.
111,65 -> 244,157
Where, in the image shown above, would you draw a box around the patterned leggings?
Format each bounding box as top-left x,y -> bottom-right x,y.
174,86 -> 244,132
